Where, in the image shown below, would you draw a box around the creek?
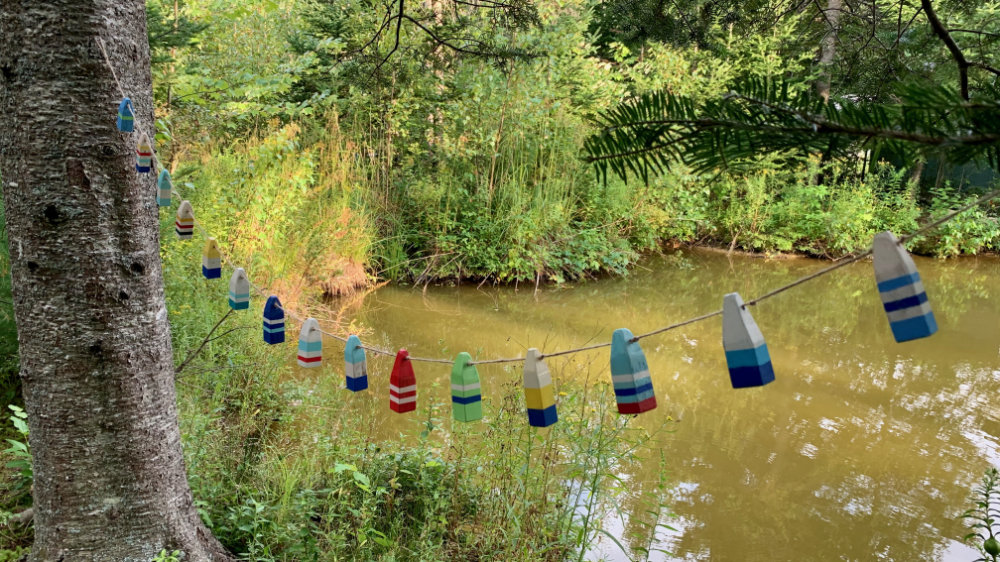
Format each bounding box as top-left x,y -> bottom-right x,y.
314,248 -> 1000,561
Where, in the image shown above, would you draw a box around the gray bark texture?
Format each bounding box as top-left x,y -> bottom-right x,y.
815,0 -> 843,101
0,1 -> 231,560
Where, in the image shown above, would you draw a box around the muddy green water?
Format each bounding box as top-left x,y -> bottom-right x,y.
318,249 -> 1000,561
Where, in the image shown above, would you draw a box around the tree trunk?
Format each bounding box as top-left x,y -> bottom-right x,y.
0,1 -> 231,560
815,0 -> 843,101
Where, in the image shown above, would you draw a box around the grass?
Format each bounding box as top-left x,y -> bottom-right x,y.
158,211 -> 670,560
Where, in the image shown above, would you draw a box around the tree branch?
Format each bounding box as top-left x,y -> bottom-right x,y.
175,309 -> 234,376
970,61 -> 1000,77
400,13 -> 534,58
949,28 -> 1000,40
373,0 -> 406,75
921,0 -> 969,100
353,4 -> 396,56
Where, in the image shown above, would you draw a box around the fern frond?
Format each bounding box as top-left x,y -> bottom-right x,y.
585,79 -> 1000,181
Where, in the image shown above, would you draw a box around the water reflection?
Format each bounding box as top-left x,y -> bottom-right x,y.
315,249 -> 1000,561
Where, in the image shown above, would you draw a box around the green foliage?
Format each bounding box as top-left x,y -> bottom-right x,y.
284,0 -> 649,282
589,0 -> 775,52
3,405 -> 30,494
0,545 -> 28,562
147,0 -> 207,67
0,202 -> 17,405
632,157 -> 943,257
159,123 -> 374,300
0,405 -> 32,556
963,468 -> 1000,562
585,1 -> 1000,184
152,549 -> 184,562
153,0 -> 1000,292
913,185 -> 1000,256
586,79 -> 1000,183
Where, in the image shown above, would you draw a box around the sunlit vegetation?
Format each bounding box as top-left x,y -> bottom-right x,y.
1,0 -> 999,559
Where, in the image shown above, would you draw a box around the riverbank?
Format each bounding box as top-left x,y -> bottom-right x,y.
166,124 -> 999,296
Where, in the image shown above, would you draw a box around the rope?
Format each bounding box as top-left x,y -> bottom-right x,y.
95,37 -> 1000,373
95,38 -> 127,108
462,190 -> 998,364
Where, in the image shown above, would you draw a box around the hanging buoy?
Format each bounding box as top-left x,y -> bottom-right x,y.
872,231 -> 938,342
610,328 -> 656,414
201,238 -> 221,279
117,98 -> 134,132
389,349 -> 416,413
135,133 -> 152,174
524,348 -> 557,427
344,335 -> 368,392
451,353 -> 482,422
156,169 -> 172,207
175,201 -> 194,240
262,295 -> 285,345
228,268 -> 250,311
723,293 -> 775,388
297,318 -> 322,368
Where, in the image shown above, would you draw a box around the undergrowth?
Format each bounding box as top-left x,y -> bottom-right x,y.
159,217 -> 668,561
164,121 -> 1000,292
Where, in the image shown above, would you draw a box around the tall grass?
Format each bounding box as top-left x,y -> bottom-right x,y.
157,164 -> 669,559
165,121 -> 375,307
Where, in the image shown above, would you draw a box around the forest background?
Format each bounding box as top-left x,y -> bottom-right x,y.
0,0 -> 999,559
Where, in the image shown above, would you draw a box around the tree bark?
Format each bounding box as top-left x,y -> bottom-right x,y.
815,0 -> 843,102
0,1 -> 231,560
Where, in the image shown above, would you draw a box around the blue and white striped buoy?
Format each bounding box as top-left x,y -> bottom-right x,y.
228,268 -> 250,311
344,335 -> 368,391
722,293 -> 775,388
872,231 -> 937,342
117,98 -> 134,132
262,296 -> 285,344
609,328 -> 656,414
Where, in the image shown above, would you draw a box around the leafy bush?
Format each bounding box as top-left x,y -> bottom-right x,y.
913,185 -> 1000,257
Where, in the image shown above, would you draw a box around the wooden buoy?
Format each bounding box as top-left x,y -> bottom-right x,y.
228,268 -> 250,311
389,349 -> 416,413
872,231 -> 938,342
201,238 -> 221,279
262,295 -> 285,345
524,348 -> 557,427
297,318 -> 322,368
451,352 -> 482,422
175,201 -> 194,240
610,328 -> 656,414
135,133 -> 153,174
723,292 -> 775,388
344,335 -> 368,392
117,98 -> 134,132
156,169 -> 172,207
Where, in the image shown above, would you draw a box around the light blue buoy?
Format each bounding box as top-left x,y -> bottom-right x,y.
117,98 -> 134,132
228,268 -> 250,311
344,335 -> 368,392
610,328 -> 656,414
156,169 -> 172,207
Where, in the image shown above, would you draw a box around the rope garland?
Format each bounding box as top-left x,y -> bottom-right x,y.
96,37 -> 1000,371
